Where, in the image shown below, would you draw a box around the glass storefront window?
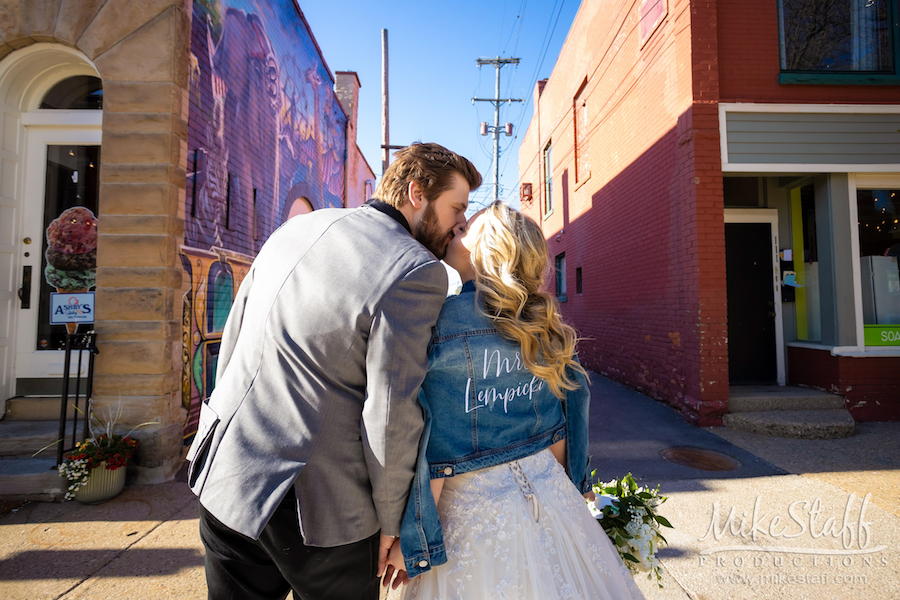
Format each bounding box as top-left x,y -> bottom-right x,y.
37,145 -> 100,350
790,184 -> 822,341
857,189 -> 900,345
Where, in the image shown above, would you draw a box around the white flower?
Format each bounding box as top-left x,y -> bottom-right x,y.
587,494 -> 618,518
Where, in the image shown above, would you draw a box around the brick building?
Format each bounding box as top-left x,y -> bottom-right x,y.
0,0 -> 374,497
519,0 -> 900,426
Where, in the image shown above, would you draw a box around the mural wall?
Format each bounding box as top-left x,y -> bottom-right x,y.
181,0 -> 348,436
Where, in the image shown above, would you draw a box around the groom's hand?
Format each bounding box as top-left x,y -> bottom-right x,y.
377,533 -> 396,577
383,538 -> 410,589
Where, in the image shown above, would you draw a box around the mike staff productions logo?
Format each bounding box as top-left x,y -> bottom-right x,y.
697,493 -> 889,587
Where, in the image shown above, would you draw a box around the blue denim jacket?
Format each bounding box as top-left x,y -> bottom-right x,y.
399,281 -> 591,578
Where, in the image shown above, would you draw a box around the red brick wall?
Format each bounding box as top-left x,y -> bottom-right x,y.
717,0 -> 900,103
788,347 -> 900,421
518,0 -> 728,425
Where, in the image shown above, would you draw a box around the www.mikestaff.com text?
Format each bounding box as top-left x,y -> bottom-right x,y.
714,572 -> 867,585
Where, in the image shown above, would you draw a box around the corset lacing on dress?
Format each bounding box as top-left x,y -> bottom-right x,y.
508,460 -> 541,521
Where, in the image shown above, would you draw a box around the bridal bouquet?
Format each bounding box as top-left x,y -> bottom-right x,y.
588,472 -> 672,587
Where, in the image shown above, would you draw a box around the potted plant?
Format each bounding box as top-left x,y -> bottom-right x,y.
58,433 -> 139,503
55,403 -> 154,503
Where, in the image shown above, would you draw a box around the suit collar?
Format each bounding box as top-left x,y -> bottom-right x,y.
363,199 -> 411,235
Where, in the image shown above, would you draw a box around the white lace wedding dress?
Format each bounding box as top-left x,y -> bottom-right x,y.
402,449 -> 645,600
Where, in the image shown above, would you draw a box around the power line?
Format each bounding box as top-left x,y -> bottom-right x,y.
533,0 -> 567,82
490,0 -> 566,209
502,0 -> 528,56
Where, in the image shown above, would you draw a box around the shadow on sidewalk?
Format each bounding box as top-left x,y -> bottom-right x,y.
587,375 -> 787,488
0,548 -> 204,580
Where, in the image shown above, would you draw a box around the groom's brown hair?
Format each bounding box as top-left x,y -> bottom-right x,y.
374,142 -> 481,208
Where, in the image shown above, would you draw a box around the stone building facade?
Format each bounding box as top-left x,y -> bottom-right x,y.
0,0 -> 373,492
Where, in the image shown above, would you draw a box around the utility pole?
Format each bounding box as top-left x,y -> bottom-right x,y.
473,57 -> 523,202
381,29 -> 390,176
380,29 -> 406,176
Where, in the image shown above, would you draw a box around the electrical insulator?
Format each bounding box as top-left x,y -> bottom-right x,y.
505,123 -> 513,136
480,122 -> 488,136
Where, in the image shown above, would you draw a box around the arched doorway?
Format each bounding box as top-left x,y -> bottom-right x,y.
0,44 -> 102,403
286,197 -> 313,220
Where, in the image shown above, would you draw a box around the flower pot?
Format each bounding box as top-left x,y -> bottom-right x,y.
73,461 -> 127,504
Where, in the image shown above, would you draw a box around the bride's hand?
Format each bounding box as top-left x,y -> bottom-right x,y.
382,537 -> 410,589
583,490 -> 596,501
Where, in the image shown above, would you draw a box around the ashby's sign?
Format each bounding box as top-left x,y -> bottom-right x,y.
864,325 -> 900,346
50,292 -> 94,325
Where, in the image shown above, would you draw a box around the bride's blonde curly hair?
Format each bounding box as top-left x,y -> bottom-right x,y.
469,202 -> 587,399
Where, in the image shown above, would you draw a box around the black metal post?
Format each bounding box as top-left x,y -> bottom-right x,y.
56,332 -> 99,465
57,334 -> 73,465
83,332 -> 98,442
71,339 -> 84,447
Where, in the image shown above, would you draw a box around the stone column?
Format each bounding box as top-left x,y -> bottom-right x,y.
81,1 -> 192,483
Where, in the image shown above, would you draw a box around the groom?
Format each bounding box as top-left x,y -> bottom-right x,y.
187,142 -> 481,599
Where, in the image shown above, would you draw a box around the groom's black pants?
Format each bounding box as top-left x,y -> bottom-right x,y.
199,487 -> 381,600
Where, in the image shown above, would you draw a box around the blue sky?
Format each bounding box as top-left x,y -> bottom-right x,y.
300,0 -> 581,212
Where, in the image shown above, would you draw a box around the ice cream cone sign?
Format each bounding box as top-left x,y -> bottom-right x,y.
57,289 -> 89,334
44,207 -> 97,335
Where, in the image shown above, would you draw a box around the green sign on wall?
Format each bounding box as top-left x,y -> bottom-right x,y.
864,325 -> 900,346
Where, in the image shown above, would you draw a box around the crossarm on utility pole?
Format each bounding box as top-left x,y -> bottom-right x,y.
472,57 -> 524,203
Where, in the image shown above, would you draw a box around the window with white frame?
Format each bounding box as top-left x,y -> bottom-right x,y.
555,252 -> 566,301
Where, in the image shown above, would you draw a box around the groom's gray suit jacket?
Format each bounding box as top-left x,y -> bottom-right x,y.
187,204 -> 448,546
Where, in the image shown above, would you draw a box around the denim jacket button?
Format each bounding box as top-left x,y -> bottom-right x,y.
419,560 -> 428,568
443,467 -> 453,476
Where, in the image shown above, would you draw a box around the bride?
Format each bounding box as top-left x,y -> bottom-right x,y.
383,202 -> 644,599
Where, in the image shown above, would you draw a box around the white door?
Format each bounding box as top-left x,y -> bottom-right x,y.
14,124 -> 101,386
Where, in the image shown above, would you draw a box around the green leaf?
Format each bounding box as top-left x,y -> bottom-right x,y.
622,552 -> 639,563
655,515 -> 673,528
31,437 -> 64,457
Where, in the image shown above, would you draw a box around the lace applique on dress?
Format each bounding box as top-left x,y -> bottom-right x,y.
402,450 -> 645,600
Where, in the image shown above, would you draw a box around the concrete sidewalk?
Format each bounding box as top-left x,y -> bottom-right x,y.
588,377 -> 900,600
0,375 -> 896,599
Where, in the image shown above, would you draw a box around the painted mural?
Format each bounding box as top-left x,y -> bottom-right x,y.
181,0 -> 348,437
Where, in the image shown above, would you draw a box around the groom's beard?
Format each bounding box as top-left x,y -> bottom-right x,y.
415,202 -> 453,260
